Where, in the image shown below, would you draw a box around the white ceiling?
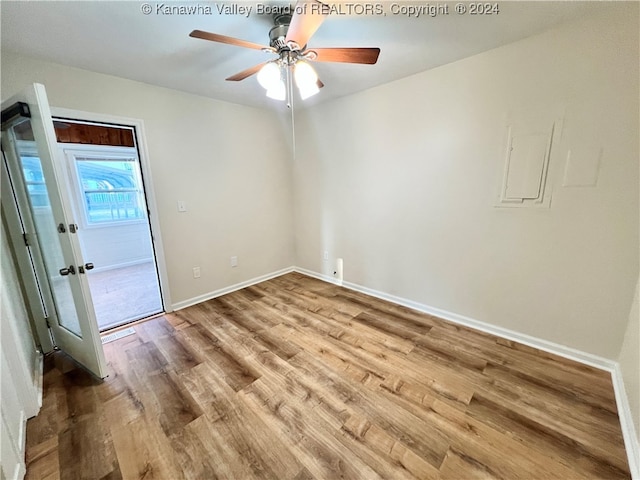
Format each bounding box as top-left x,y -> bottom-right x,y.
1,1 -> 608,110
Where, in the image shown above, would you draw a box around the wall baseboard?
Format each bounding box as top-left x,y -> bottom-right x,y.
612,364 -> 640,479
171,267 -> 295,311
91,257 -> 154,274
294,267 -> 639,477
295,267 -> 616,370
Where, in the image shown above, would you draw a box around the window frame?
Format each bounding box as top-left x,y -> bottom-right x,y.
62,145 -> 147,229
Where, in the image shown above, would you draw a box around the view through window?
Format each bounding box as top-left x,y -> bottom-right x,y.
74,157 -> 146,226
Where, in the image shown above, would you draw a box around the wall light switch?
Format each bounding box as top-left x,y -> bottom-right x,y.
193,266 -> 201,278
230,256 -> 238,268
177,201 -> 187,212
323,251 -> 329,261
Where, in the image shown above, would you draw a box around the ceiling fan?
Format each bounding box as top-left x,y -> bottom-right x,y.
189,0 -> 380,102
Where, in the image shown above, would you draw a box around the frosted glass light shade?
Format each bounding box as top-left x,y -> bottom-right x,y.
294,61 -> 318,90
258,62 -> 281,90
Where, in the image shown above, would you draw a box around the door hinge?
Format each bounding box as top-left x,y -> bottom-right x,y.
23,233 -> 29,247
45,317 -> 51,328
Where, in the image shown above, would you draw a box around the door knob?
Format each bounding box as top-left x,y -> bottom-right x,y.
59,265 -> 76,276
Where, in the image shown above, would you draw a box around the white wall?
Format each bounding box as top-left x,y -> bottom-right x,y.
77,223 -> 154,272
293,4 -> 639,360
1,52 -> 295,306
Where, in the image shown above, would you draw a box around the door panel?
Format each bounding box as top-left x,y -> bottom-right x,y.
14,146 -> 83,337
1,84 -> 108,378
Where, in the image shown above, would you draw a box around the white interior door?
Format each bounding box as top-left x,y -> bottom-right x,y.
1,83 -> 108,378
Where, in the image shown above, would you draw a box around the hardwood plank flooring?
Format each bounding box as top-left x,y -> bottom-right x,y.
25,272 -> 631,479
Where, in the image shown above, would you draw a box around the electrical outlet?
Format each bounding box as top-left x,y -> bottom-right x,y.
177,200 -> 187,212
193,266 -> 200,278
230,256 -> 238,268
323,250 -> 329,261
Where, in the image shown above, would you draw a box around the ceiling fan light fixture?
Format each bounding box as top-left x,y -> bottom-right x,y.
294,60 -> 318,91
257,61 -> 281,91
191,2 -> 382,103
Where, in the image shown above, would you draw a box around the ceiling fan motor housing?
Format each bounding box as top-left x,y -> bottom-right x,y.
269,20 -> 291,51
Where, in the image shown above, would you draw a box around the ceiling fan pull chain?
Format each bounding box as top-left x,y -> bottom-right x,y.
286,58 -> 294,109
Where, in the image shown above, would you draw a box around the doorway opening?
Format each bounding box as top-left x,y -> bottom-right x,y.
13,118 -> 164,331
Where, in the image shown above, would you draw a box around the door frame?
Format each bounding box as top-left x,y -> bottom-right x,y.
51,107 -> 173,316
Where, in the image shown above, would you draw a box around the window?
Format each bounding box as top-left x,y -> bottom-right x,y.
71,152 -> 146,226
20,155 -> 49,208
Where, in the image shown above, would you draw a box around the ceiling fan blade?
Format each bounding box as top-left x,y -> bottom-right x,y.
190,30 -> 272,51
308,47 -> 380,65
226,62 -> 269,82
285,0 -> 328,48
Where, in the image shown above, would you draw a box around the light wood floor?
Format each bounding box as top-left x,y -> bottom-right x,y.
25,272 -> 631,479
